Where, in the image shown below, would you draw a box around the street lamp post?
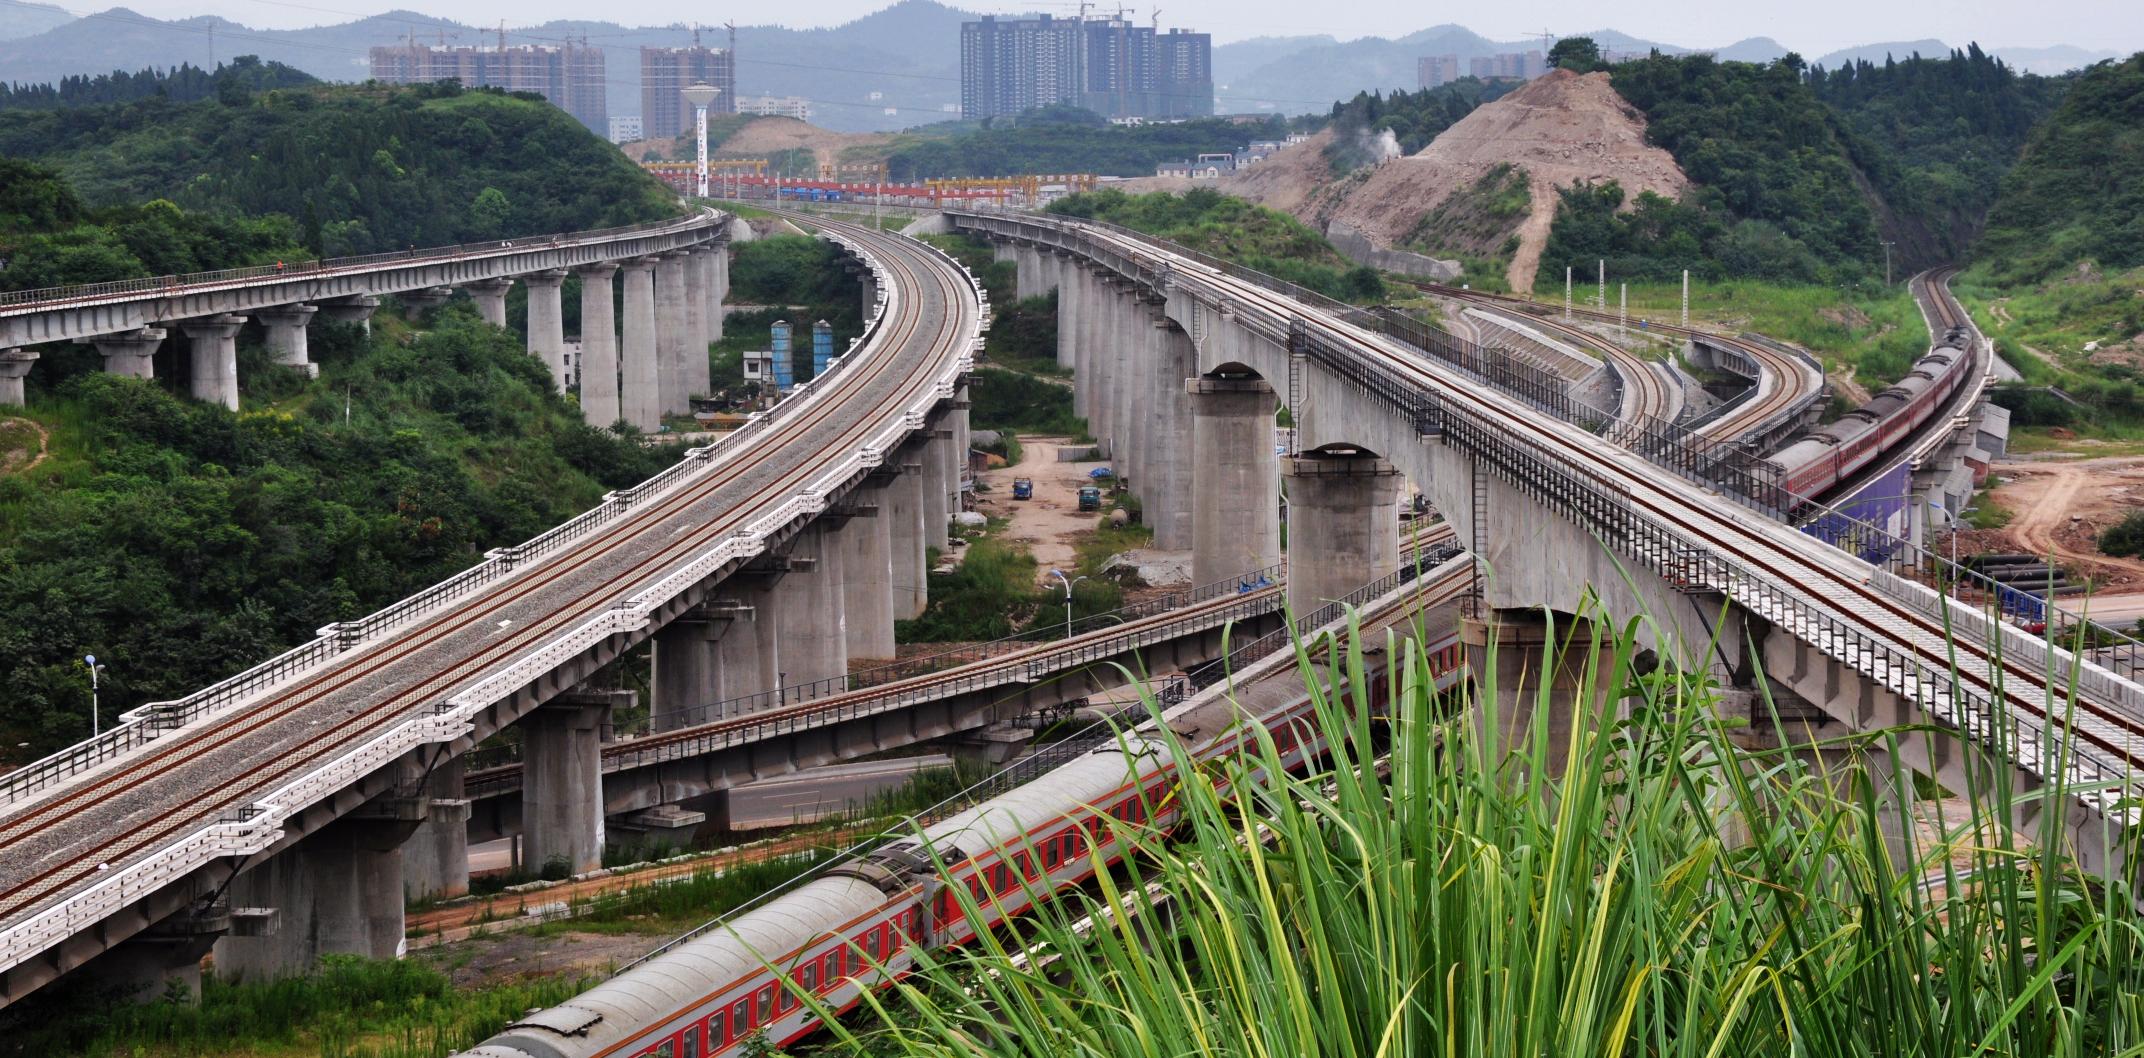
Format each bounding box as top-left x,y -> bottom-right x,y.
681,83 -> 722,200
1047,569 -> 1090,640
83,654 -> 101,737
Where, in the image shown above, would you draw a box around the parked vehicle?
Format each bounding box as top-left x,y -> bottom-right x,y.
1012,478 -> 1033,500
1077,485 -> 1102,511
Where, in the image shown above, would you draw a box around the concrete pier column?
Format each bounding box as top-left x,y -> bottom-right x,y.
712,583 -> 778,710
1085,272 -> 1115,450
840,495 -> 897,661
686,247 -> 715,396
886,445 -> 930,619
655,252 -> 692,415
180,314 -> 246,411
318,294 -> 380,336
77,327 -> 164,380
859,269 -> 879,318
1053,252 -> 1079,374
652,606 -> 746,732
399,286 -> 452,321
521,693 -> 610,877
87,904 -> 232,1002
1066,268 -> 1089,420
464,278 -> 513,328
1461,613 -> 1618,778
213,799 -> 424,981
777,523 -> 848,700
255,304 -> 318,377
919,424 -> 953,553
1283,450 -> 1401,617
403,757 -> 472,902
1189,376 -> 1280,587
1122,296 -> 1154,497
708,244 -> 729,344
523,270 -> 568,392
620,258 -> 661,432
1147,317 -> 1195,551
0,351 -> 38,406
576,262 -> 620,428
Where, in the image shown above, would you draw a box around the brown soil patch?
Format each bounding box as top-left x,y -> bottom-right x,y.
1219,70 -> 1687,294
1984,456 -> 2144,589
973,434 -> 1131,583
716,117 -> 895,173
1821,305 -> 1874,329
0,417 -> 48,475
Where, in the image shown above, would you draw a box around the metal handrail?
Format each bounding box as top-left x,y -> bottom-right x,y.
0,210 -> 720,311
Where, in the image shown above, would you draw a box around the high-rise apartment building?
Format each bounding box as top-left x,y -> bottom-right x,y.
641,44 -> 737,141
1417,55 -> 1460,88
1464,50 -> 1548,81
960,14 -> 1212,121
369,41 -> 607,131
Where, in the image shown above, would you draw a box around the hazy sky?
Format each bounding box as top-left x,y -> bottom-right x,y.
34,0 -> 2144,53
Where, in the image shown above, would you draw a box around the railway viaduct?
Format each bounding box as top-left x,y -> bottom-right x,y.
943,208 -> 2144,895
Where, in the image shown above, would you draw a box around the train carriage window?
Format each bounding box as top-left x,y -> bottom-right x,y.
828,947 -> 845,981
758,987 -> 774,1024
712,1010 -> 730,1047
653,1042 -> 675,1058
801,962 -> 818,991
864,927 -> 880,957
731,998 -> 751,1035
1043,839 -> 1058,869
683,1026 -> 700,1058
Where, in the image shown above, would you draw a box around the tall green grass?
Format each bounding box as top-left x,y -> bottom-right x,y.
820,606 -> 2144,1057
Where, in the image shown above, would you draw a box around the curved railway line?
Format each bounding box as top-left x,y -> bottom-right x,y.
0,215 -> 983,980
1073,223 -> 2143,813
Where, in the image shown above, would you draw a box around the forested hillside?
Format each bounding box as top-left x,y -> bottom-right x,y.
0,55 -> 315,110
1973,53 -> 2144,284
0,160 -> 307,291
1810,47 -> 2067,263
1046,188 -> 1385,302
0,69 -> 678,260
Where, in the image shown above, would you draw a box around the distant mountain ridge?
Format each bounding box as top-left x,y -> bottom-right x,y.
0,3 -> 2123,127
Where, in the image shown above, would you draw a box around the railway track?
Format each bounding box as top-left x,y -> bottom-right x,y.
1413,280 -> 1824,451
1445,294 -> 1678,438
0,215 -> 983,978
1074,222 -> 2144,821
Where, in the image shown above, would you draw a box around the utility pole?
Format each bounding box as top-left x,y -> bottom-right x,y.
1884,241 -> 1895,287
1564,266 -> 1572,319
83,654 -> 101,737
1619,283 -> 1627,338
1681,269 -> 1689,328
1596,259 -> 1605,310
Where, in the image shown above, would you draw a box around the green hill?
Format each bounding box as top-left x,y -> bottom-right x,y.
0,76 -> 678,261
1972,53 -> 2144,285
1046,188 -> 1384,302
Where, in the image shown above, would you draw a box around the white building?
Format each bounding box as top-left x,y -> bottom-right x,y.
607,115 -> 644,144
736,95 -> 813,120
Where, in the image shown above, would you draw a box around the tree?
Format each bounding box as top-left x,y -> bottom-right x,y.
472,187 -> 512,237
2103,511 -> 2144,558
1549,36 -> 1604,73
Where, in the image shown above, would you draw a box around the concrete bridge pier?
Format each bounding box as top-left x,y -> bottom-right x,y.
180,314 -> 246,411
399,286 -> 452,321
402,757 -> 472,901
1116,290 -> 1151,499
463,278 -> 513,328
1063,263 -> 1088,419
707,243 -> 728,344
77,327 -> 164,380
652,605 -> 746,731
255,304 -> 318,377
521,693 -> 611,876
886,449 -> 930,619
1189,375 -> 1280,587
1462,611 -> 1620,778
213,795 -> 426,981
860,269 -> 878,317
1051,250 -> 1078,373
712,579 -> 781,708
620,258 -> 661,432
1087,272 -> 1121,457
655,252 -> 692,416
839,497 -> 897,661
687,246 -> 716,396
778,523 -> 848,701
0,350 -> 33,407
318,294 -> 380,336
1145,314 -> 1196,551
919,425 -> 954,553
1284,450 -> 1401,617
524,270 -> 568,394
576,262 -> 621,428
951,384 -> 971,501
85,903 -> 235,1002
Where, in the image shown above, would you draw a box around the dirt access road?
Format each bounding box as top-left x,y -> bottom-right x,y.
1984,456 -> 2144,588
974,435 -> 1113,583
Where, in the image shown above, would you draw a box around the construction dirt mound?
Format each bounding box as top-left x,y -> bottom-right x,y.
1219,70 -> 1689,293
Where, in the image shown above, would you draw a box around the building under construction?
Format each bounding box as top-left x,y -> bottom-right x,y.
642,40 -> 738,141
367,39 -> 607,132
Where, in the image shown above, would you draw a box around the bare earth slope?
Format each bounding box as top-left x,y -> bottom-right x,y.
1217,70 -> 1689,292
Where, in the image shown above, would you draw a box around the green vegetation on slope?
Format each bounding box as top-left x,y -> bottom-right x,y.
826,609 -> 2144,1058
0,159 -> 308,291
1608,279 -> 1931,388
0,54 -> 315,111
1954,263 -> 2144,437
1809,47 -> 2068,264
1047,188 -> 1384,303
884,104 -> 1285,180
0,308 -> 681,761
920,233 -> 1079,434
1543,53 -> 1883,288
1972,53 -> 2144,286
0,78 -> 677,260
